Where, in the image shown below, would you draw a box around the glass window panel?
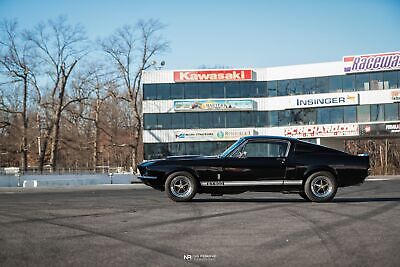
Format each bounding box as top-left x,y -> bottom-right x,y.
239,82 -> 252,98
369,72 -> 384,90
343,75 -> 355,92
225,82 -> 241,98
384,103 -> 399,121
296,78 -> 315,95
168,142 -> 186,156
186,142 -> 200,155
357,105 -> 370,122
170,83 -> 184,99
197,82 -> 212,99
291,109 -> 316,125
212,112 -> 226,128
329,76 -> 342,92
267,111 -> 278,127
241,111 -> 256,127
145,143 -> 168,160
156,83 -> 170,100
226,112 -> 241,127
256,111 -> 268,127
184,83 -> 198,99
199,112 -> 214,128
317,108 -> 330,124
370,104 -> 385,121
383,71 -> 398,89
143,84 -> 157,100
157,113 -> 171,129
211,82 -> 225,98
316,77 -> 330,94
255,82 -> 268,97
278,110 -> 290,126
143,114 -> 157,130
343,106 -> 357,123
185,113 -> 199,129
200,142 -> 214,155
170,113 -> 185,129
267,81 -> 277,97
331,107 -> 344,123
243,141 -> 288,158
277,80 -> 289,96
355,73 -> 370,91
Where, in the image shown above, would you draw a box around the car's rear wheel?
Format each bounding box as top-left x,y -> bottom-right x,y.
298,192 -> 310,201
304,171 -> 337,202
165,171 -> 197,202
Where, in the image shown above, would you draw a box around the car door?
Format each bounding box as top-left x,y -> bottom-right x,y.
221,139 -> 289,185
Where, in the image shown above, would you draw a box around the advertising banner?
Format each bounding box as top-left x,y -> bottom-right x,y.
391,90 -> 400,102
173,69 -> 253,82
343,52 -> 400,74
284,124 -> 359,138
359,122 -> 400,136
174,129 -> 255,141
174,99 -> 255,112
292,92 -> 359,108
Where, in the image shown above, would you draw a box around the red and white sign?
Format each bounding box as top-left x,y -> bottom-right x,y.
173,69 -> 253,82
284,124 -> 359,138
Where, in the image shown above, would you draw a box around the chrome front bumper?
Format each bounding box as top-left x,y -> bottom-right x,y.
138,175 -> 158,180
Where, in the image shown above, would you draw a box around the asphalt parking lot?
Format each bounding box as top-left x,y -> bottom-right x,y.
0,177 -> 399,267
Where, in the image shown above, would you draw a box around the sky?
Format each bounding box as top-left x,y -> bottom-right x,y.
0,0 -> 399,70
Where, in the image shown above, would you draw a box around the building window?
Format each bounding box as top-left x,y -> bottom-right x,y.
171,113 -> 185,129
197,82 -> 212,99
157,113 -> 172,129
357,105 -> 370,122
143,84 -> 157,100
143,114 -> 157,130
370,104 -> 385,121
170,83 -> 184,99
226,112 -> 242,127
342,75 -> 355,92
329,76 -> 342,92
255,111 -> 268,127
369,72 -> 384,90
184,83 -> 198,99
212,112 -> 225,128
383,71 -> 398,89
199,112 -> 213,128
225,82 -> 241,98
156,83 -> 170,100
278,110 -> 291,126
384,103 -> 399,121
343,106 -> 357,123
267,111 -> 279,127
355,73 -> 370,91
316,77 -> 330,94
211,82 -> 225,98
267,81 -> 277,97
185,113 -> 199,129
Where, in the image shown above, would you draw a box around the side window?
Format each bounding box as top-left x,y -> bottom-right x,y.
241,141 -> 288,158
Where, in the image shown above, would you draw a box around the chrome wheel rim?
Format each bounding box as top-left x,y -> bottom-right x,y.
311,176 -> 333,198
170,176 -> 192,198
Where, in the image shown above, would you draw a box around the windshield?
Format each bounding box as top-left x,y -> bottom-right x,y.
219,138 -> 244,158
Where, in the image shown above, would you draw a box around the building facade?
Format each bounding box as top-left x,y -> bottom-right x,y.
142,52 -> 400,160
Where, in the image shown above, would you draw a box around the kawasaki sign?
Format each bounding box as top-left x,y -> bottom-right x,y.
343,52 -> 400,74
173,69 -> 253,82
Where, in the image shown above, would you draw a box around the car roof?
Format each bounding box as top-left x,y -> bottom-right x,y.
242,135 -> 299,142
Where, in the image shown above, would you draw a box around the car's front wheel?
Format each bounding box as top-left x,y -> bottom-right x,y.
165,171 -> 197,202
304,171 -> 337,202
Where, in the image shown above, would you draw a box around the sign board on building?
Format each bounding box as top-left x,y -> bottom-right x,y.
359,122 -> 400,136
343,52 -> 400,74
174,129 -> 255,141
391,90 -> 400,102
284,124 -> 359,138
292,92 -> 359,108
173,69 -> 253,82
174,99 -> 255,112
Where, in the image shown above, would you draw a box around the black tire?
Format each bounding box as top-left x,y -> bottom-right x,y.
298,192 -> 310,201
304,171 -> 337,202
165,171 -> 197,202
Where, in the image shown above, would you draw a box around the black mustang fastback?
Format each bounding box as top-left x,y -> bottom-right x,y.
138,136 -> 370,202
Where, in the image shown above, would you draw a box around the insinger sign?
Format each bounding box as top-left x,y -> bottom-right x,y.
293,93 -> 359,108
173,69 -> 253,82
343,52 -> 400,74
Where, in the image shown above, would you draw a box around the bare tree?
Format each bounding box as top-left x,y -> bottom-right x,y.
0,20 -> 34,172
100,19 -> 168,171
25,16 -> 88,171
